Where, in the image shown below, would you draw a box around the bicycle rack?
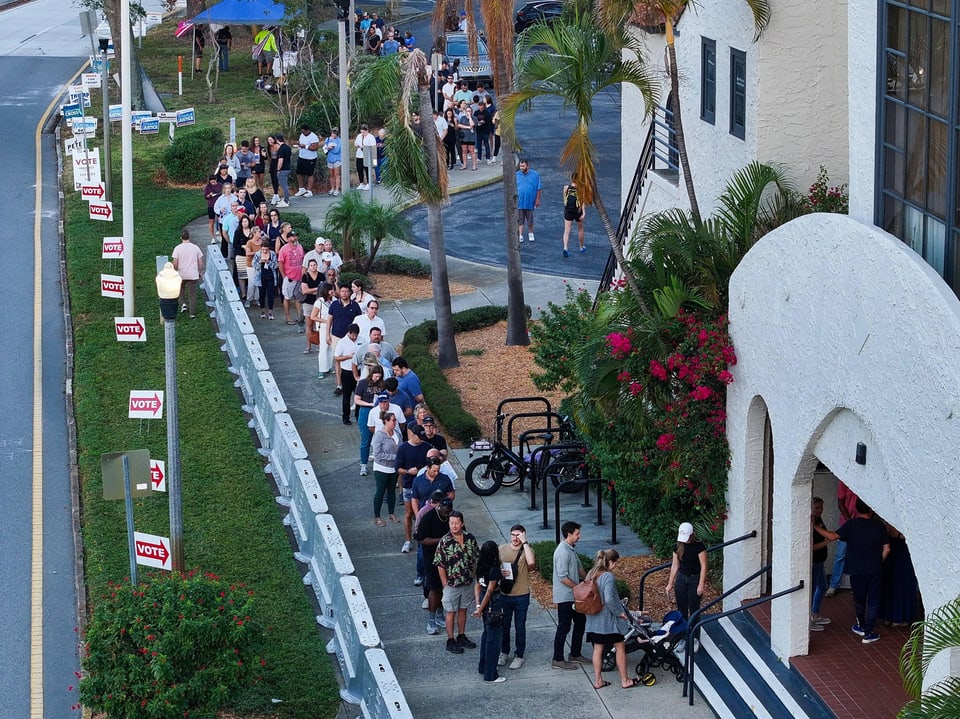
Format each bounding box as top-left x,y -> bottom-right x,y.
507,410 -> 566,460
552,476 -> 618,545
496,396 -> 552,455
527,442 -> 588,511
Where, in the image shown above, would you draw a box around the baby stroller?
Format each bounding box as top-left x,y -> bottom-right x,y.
600,605 -> 688,684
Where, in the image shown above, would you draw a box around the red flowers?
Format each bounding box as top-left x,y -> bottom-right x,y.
606,331 -> 633,359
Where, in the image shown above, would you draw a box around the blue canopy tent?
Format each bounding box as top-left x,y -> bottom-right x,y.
190,0 -> 293,25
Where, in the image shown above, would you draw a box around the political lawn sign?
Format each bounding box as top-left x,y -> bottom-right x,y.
101,274 -> 125,298
150,459 -> 166,492
102,236 -> 124,258
128,390 -> 164,419
134,531 -> 172,571
114,317 -> 146,342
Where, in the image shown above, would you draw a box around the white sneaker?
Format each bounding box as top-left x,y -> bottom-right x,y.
509,657 -> 524,670
497,652 -> 508,667
421,597 -> 429,609
484,676 -> 507,684
426,621 -> 439,636
358,183 -> 369,190
487,159 -> 494,165
294,188 -> 307,197
276,200 -> 290,208
528,233 -> 535,242
401,541 -> 411,553
303,190 -> 313,198
271,195 -> 279,205
359,464 -> 368,476
210,236 -> 218,245
332,190 -> 340,196
518,235 -> 524,244
809,620 -> 824,632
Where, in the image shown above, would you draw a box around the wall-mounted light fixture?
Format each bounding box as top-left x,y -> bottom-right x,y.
855,442 -> 867,466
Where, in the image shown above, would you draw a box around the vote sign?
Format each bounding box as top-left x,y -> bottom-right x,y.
150,459 -> 166,492
102,236 -> 124,258
134,531 -> 171,570
128,390 -> 164,419
114,317 -> 146,342
101,273 -> 125,298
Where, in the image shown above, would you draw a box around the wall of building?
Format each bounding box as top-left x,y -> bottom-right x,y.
757,0 -> 850,195
725,213 -> 960,668
847,0 -> 879,224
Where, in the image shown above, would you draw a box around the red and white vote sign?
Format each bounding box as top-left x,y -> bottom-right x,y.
150,458 -> 166,492
89,201 -> 113,221
134,531 -> 171,570
81,183 -> 106,202
101,273 -> 125,298
128,390 -> 164,419
102,236 -> 124,259
114,317 -> 146,342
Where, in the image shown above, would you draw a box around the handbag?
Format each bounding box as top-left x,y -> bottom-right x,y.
573,577 -> 603,615
483,606 -> 504,626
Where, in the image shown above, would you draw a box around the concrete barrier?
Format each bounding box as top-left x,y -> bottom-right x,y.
264,413 -> 307,502
235,333 -> 269,401
307,514 -> 354,629
214,271 -> 240,345
249,371 -> 286,454
358,649 -> 414,719
202,246 -> 228,304
288,460 -> 328,563
327,575 -> 381,705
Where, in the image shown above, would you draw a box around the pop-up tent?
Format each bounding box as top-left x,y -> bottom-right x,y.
190,0 -> 293,25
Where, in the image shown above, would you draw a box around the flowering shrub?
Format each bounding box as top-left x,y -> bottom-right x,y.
806,165 -> 849,215
79,570 -> 264,719
532,291 -> 736,555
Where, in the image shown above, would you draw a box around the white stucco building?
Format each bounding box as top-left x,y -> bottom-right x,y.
617,0 -> 960,713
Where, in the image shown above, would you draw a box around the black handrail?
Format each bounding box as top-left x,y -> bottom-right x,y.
683,579 -> 805,706
637,530 -> 756,613
595,104 -> 659,302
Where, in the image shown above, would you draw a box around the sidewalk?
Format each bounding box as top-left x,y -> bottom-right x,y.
187,166 -> 715,719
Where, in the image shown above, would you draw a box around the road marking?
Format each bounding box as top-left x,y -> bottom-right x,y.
32,61 -> 86,719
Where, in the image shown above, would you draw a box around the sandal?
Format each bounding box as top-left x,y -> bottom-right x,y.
388,515 -> 399,523
303,348 -> 312,354
374,518 -> 386,527
621,678 -> 641,689
594,681 -> 611,690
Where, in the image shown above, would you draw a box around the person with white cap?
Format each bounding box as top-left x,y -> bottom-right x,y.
665,522 -> 707,619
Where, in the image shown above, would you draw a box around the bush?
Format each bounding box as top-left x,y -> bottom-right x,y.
80,571 -> 263,719
162,127 -> 225,184
531,541 -> 630,600
401,307 -> 512,442
280,211 -> 313,235
370,254 -> 431,278
339,271 -> 373,293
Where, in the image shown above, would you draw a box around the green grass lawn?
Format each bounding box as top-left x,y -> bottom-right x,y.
68,18 -> 339,718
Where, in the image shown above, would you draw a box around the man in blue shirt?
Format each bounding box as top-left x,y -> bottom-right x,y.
391,356 -> 424,404
516,159 -> 542,244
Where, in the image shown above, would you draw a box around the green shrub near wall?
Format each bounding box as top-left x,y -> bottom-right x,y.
162,127 -> 226,183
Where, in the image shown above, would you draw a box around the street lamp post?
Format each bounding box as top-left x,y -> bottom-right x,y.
98,36 -> 112,204
155,262 -> 184,573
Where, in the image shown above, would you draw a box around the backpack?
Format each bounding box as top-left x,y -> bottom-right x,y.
564,185 -> 580,213
573,576 -> 603,615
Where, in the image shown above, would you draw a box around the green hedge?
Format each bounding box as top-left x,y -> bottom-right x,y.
401,306 -> 513,442
162,127 -> 225,183
531,541 -> 630,600
371,254 -> 431,277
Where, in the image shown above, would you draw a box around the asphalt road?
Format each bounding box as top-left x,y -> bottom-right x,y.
387,9 -> 622,280
0,0 -> 93,715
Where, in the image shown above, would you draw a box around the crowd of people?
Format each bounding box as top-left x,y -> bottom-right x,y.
355,10 -> 417,56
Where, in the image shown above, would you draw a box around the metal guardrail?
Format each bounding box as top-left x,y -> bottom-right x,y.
205,262 -> 409,712
327,576 -> 382,704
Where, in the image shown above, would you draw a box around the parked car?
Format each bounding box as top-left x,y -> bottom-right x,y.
438,32 -> 492,88
514,0 -> 564,33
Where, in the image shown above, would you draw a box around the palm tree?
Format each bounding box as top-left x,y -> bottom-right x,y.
351,51 -> 460,368
356,200 -> 412,274
433,0 -> 528,345
323,190 -> 367,262
899,596 -> 960,718
598,0 -> 771,224
501,13 -> 659,297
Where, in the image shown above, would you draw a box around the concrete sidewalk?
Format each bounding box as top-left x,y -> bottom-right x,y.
187,165 -> 715,718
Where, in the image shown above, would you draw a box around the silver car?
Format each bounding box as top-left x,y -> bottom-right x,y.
442,32 -> 492,88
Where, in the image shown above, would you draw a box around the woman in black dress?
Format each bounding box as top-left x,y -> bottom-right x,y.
473,540 -> 505,683
251,135 -> 266,189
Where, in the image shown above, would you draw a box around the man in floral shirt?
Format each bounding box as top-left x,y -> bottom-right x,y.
434,510 -> 479,654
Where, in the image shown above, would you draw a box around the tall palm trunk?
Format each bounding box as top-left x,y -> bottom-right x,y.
593,190 -> 643,299
418,85 -> 460,368
666,20 -> 700,225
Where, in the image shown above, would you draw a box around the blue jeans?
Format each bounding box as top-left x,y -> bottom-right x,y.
478,613 -> 503,681
477,132 -> 491,161
499,592 -> 530,658
829,540 -> 847,589
811,561 -> 826,615
217,42 -> 229,71
277,169 -> 291,201
416,544 -> 424,581
358,407 -> 372,463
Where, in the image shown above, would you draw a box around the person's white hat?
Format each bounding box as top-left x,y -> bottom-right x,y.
677,522 -> 694,542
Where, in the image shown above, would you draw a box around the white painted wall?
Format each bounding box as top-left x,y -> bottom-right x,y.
847,0 -> 879,223
726,213 -> 960,669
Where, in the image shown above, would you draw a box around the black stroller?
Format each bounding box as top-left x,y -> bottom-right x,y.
600,605 -> 688,683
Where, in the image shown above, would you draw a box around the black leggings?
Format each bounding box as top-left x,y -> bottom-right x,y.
258,272 -> 276,310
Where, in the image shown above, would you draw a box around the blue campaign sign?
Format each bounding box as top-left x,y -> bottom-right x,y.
89,56 -> 103,74
62,103 -> 83,119
109,104 -> 122,121
139,117 -> 160,134
130,110 -> 152,128
176,108 -> 195,127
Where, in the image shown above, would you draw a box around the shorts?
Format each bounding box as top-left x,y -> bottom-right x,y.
441,584 -> 474,612
281,276 -> 300,300
402,487 -> 414,503
207,207 -> 216,220
296,157 -> 317,176
327,160 -> 342,169
262,50 -> 275,62
563,208 -> 583,222
518,208 -> 535,226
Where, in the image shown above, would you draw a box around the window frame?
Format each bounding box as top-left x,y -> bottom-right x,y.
729,48 -> 747,140
701,37 -> 717,124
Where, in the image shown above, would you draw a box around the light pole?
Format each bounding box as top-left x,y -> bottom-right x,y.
155,262 -> 184,573
98,35 -> 112,203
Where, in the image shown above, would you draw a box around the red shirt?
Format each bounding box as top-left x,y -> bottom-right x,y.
278,242 -> 304,281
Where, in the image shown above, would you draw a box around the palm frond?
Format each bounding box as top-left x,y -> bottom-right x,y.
900,596 -> 960,701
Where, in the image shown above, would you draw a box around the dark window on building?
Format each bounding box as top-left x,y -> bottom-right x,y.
878,0 -> 959,293
729,48 -> 746,139
701,37 -> 716,124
